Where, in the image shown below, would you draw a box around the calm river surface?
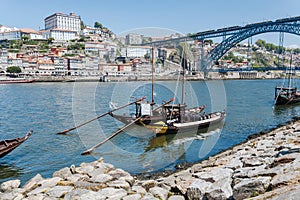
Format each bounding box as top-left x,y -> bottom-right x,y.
0,79 -> 299,184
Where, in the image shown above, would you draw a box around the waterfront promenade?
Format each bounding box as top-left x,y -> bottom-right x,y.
0,118 -> 299,199
31,70 -> 287,83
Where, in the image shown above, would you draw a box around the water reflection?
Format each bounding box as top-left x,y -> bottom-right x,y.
0,163 -> 22,181
145,123 -> 224,152
273,104 -> 300,118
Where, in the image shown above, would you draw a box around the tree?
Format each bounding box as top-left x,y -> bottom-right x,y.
94,21 -> 103,29
6,66 -> 22,73
47,37 -> 55,44
255,39 -> 266,48
81,21 -> 86,30
204,39 -> 213,46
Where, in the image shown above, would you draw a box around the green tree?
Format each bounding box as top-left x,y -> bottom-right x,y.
94,22 -> 103,29
81,21 -> 86,30
204,39 -> 213,46
255,39 -> 266,48
47,37 -> 55,44
6,66 -> 22,73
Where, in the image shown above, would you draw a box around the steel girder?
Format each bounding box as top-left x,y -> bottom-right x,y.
202,23 -> 300,71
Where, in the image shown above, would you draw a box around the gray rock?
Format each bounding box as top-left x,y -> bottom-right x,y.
193,167 -> 233,183
270,184 -> 300,200
53,167 -> 72,179
149,186 -> 169,200
186,179 -> 212,200
107,179 -> 131,190
88,168 -> 106,178
123,193 -> 142,200
23,174 -> 44,193
45,185 -> 73,198
242,157 -> 263,167
173,178 -> 195,195
141,193 -> 159,200
233,165 -> 266,178
73,180 -> 106,191
168,195 -> 185,200
90,174 -> 113,183
95,162 -> 115,173
205,177 -> 233,200
64,188 -> 90,200
27,186 -> 50,196
233,176 -> 271,200
225,157 -> 243,170
97,187 -> 127,199
38,177 -> 62,188
141,180 -> 158,191
76,165 -> 95,175
79,190 -> 105,200
108,168 -> 135,185
271,171 -> 300,189
131,185 -> 147,195
0,179 -> 21,192
23,193 -> 47,200
66,173 -> 87,183
0,190 -> 23,200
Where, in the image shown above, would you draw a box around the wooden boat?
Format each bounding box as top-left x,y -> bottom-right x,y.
0,78 -> 34,84
140,106 -> 226,135
110,46 -> 226,135
0,131 -> 32,158
274,53 -> 300,105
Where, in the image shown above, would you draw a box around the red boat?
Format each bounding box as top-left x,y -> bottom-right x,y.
0,78 -> 34,84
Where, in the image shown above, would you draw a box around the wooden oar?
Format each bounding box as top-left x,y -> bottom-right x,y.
81,116 -> 142,155
57,97 -> 146,135
81,97 -> 175,155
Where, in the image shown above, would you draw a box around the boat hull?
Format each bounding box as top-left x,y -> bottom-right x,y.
0,131 -> 32,158
148,111 -> 226,135
0,79 -> 34,84
275,94 -> 300,105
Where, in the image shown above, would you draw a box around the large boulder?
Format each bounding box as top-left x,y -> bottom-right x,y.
233,176 -> 271,200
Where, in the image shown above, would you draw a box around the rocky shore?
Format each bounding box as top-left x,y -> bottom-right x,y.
1,120 -> 300,199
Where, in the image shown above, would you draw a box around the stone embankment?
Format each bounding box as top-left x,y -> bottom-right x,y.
1,120 -> 300,199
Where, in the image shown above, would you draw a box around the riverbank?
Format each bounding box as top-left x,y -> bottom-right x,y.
1,118 -> 299,199
25,70 -> 290,83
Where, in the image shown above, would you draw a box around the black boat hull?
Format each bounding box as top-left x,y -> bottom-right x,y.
275,94 -> 300,105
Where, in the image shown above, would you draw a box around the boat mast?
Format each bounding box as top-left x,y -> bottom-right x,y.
151,46 -> 155,104
288,52 -> 293,89
181,44 -> 185,106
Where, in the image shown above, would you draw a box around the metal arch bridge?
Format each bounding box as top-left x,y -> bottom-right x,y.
141,16 -> 300,71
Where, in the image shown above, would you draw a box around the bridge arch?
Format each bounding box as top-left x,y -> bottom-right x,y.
203,23 -> 300,70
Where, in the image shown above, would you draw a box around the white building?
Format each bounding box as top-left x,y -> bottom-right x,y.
122,46 -> 152,58
0,28 -> 44,41
42,28 -> 77,41
45,12 -> 81,33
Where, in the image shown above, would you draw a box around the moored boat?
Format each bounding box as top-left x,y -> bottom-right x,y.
274,52 -> 300,105
110,45 -> 226,135
0,78 -> 34,84
0,131 -> 32,158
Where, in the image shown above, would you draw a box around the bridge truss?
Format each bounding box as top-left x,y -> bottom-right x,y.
141,16 -> 300,71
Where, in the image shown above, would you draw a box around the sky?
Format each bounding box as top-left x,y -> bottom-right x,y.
1,0 -> 300,47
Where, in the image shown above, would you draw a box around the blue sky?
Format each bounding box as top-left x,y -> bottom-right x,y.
1,0 -> 300,46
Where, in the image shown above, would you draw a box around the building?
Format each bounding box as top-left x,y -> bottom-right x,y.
125,33 -> 142,45
42,28 -> 77,41
44,12 -> 81,33
0,28 -> 44,41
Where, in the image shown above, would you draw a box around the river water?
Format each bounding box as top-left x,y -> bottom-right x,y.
0,79 -> 299,184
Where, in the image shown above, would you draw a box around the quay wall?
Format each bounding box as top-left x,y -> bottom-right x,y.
32,70 -> 287,83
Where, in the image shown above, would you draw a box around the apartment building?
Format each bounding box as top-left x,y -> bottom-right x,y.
44,12 -> 81,33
